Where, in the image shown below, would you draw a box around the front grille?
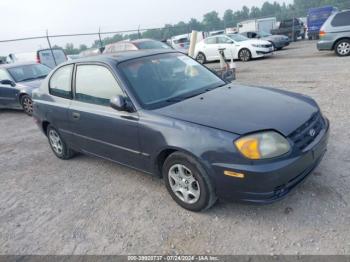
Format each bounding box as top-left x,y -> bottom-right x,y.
289,113 -> 325,151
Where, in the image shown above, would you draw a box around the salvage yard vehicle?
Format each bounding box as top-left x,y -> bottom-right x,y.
241,31 -> 290,50
317,10 -> 350,57
307,6 -> 337,40
194,34 -> 274,63
6,48 -> 67,69
0,62 -> 51,115
32,50 -> 329,211
103,39 -> 171,54
271,18 -> 306,41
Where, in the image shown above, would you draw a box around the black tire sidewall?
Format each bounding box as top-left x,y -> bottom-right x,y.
163,153 -> 213,212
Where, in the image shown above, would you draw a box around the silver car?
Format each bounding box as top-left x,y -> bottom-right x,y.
0,62 -> 51,115
241,31 -> 290,50
317,10 -> 350,56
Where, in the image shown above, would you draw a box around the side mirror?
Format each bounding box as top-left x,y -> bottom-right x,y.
0,79 -> 16,87
110,95 -> 128,111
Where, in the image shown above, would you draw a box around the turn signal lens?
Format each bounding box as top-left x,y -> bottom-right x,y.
235,137 -> 261,159
234,131 -> 291,160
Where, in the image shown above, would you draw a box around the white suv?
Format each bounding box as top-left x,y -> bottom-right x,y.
194,34 -> 274,63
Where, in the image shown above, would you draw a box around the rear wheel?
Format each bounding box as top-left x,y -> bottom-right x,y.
196,52 -> 206,64
238,48 -> 252,62
47,125 -> 75,160
20,95 -> 33,116
163,152 -> 217,211
335,39 -> 350,57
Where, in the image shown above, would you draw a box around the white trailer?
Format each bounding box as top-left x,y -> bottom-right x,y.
237,17 -> 277,33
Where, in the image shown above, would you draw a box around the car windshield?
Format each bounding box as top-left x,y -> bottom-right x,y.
7,64 -> 51,82
227,34 -> 248,42
259,31 -> 272,37
134,40 -> 171,50
119,53 -> 225,109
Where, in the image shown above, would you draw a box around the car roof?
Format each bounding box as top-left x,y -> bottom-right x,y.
64,49 -> 180,65
0,61 -> 39,69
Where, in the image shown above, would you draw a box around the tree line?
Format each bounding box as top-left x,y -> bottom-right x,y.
61,0 -> 350,54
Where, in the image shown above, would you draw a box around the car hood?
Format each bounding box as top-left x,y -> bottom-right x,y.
153,85 -> 319,136
263,35 -> 289,41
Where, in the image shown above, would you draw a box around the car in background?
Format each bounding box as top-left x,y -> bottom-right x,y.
271,18 -> 306,41
170,34 -> 190,54
6,48 -> 67,69
241,31 -> 290,50
103,39 -> 171,54
0,62 -> 51,115
32,50 -> 329,211
79,48 -> 102,58
67,54 -> 81,60
194,34 -> 274,63
317,10 -> 350,56
307,6 -> 337,40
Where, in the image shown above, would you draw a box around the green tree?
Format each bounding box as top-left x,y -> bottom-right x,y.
202,11 -> 223,31
223,9 -> 235,27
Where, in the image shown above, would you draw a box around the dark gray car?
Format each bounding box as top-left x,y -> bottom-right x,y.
32,50 -> 329,211
317,10 -> 350,56
241,31 -> 290,50
0,62 -> 51,115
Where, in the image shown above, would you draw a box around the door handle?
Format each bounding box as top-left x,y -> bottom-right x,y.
72,112 -> 80,120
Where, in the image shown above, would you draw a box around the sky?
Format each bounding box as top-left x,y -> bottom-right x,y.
0,0 -> 292,55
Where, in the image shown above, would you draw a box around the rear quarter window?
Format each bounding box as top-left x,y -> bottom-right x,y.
49,64 -> 73,99
331,11 -> 350,27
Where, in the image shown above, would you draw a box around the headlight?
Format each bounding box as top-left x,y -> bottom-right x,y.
234,131 -> 291,160
252,44 -> 264,48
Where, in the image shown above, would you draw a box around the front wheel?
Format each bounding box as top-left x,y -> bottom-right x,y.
20,95 -> 33,116
335,40 -> 350,57
47,125 -> 75,160
163,152 -> 217,212
238,48 -> 252,62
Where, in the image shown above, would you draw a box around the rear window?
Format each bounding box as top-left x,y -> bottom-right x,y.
331,11 -> 350,27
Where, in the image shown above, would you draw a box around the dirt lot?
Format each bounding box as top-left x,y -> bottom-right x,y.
0,40 -> 349,255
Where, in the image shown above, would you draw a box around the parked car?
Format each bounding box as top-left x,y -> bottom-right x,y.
271,18 -> 306,41
317,10 -> 350,56
237,17 -> 277,34
32,50 -> 329,211
194,34 -> 274,63
6,48 -> 67,69
241,31 -> 290,50
0,62 -> 51,115
307,6 -> 337,40
103,39 -> 171,54
78,48 -> 102,58
169,34 -> 190,54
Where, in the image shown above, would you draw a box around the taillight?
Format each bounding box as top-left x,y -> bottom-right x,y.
319,31 -> 326,37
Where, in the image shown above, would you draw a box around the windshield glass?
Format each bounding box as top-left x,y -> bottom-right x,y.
7,64 -> 51,82
227,34 -> 248,42
119,53 -> 225,109
134,40 -> 171,50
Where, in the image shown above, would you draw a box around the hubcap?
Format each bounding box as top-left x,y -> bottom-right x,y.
240,50 -> 250,61
168,164 -> 200,204
22,96 -> 33,114
49,130 -> 63,155
338,42 -> 350,55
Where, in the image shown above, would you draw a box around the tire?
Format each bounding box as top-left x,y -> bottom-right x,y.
335,39 -> 350,57
47,125 -> 75,160
238,48 -> 252,62
20,95 -> 33,116
196,52 -> 206,64
163,152 -> 217,212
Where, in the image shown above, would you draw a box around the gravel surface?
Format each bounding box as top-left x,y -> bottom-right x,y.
0,40 -> 349,255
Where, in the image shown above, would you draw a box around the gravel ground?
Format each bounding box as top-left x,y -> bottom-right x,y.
0,40 -> 349,255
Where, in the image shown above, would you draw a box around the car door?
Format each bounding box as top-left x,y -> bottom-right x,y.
0,69 -> 19,108
68,63 -> 145,170
217,36 -> 236,60
203,37 -> 220,61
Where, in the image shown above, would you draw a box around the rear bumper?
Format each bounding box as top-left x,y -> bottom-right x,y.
211,118 -> 330,204
317,40 -> 334,51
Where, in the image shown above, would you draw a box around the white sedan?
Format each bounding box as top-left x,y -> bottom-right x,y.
194,34 -> 274,63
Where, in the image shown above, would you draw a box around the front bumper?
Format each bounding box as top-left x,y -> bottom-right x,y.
211,118 -> 330,204
254,47 -> 274,57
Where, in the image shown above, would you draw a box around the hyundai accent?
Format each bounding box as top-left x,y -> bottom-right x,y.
32,50 -> 329,211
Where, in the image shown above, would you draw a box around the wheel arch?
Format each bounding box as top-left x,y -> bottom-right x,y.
332,37 -> 350,50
